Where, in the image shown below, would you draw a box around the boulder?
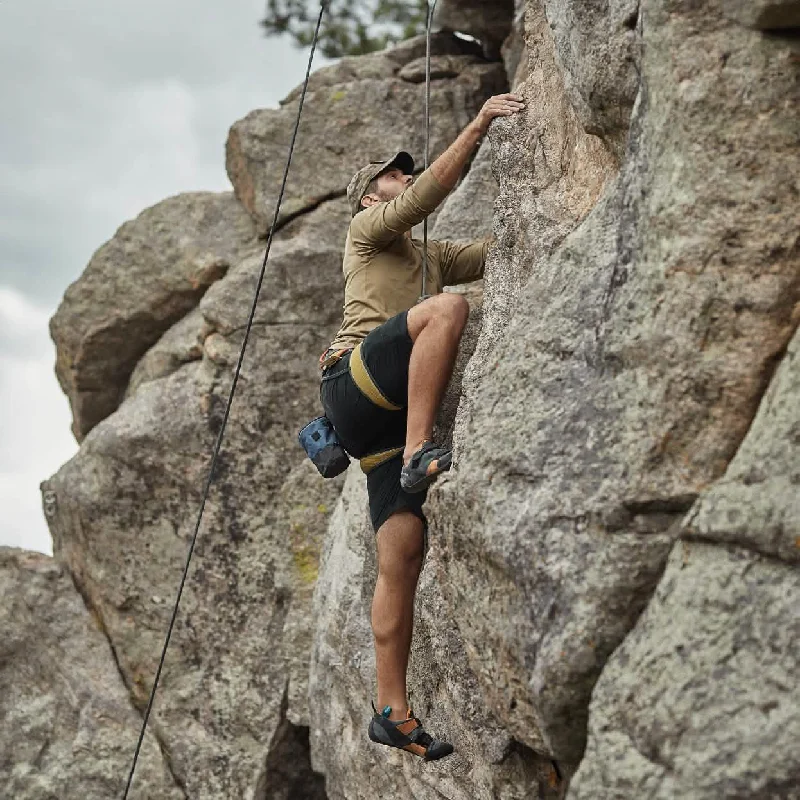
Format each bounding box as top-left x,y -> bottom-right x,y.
50,192 -> 259,441
0,548 -> 182,800
41,199 -> 350,799
434,0 -> 516,60
569,541 -> 800,799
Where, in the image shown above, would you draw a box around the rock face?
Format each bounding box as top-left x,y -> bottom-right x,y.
569,327 -> 800,797
569,540 -> 800,799
430,0 -> 799,783
313,0 -> 799,796
41,200 -> 349,800
544,0 -> 640,161
0,548 -> 182,800
20,2 -> 799,799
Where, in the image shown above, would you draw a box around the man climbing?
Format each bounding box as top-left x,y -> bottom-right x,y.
319,91 -> 525,760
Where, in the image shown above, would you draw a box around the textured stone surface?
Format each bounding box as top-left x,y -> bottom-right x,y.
544,0 -> 641,159
41,201 -> 349,800
431,0 -> 799,770
226,39 -> 507,234
569,541 -> 800,799
309,469 -> 564,800
455,0 -> 617,453
431,137 -> 497,244
434,0 -> 516,59
279,32 -> 485,106
502,0 -> 530,88
50,192 -> 258,441
684,327 -> 800,564
125,307 -> 210,398
0,548 -> 182,800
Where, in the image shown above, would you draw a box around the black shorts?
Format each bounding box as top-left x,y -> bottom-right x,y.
320,311 -> 427,533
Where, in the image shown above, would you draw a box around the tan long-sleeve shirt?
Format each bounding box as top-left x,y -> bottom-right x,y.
328,168 -> 490,351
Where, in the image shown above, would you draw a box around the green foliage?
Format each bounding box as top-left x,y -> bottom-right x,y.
260,0 -> 430,58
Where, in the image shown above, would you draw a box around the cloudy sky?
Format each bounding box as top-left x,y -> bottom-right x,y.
1,0 -> 333,554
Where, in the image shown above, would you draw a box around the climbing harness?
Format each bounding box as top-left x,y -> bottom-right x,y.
419,0 -> 438,303
122,3 -> 330,796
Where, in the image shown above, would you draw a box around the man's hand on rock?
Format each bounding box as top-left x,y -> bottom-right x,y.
474,93 -> 526,134
431,93 -> 526,190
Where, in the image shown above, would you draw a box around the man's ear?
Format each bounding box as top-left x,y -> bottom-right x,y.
361,194 -> 379,209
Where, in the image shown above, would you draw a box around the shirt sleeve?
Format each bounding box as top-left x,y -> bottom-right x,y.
350,168 -> 451,250
438,237 -> 493,286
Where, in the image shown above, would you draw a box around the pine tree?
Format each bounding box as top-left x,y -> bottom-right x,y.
260,0 -> 429,58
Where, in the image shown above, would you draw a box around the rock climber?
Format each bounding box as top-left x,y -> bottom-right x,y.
318,91 -> 525,760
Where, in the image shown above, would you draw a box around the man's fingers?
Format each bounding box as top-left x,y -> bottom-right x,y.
486,97 -> 525,111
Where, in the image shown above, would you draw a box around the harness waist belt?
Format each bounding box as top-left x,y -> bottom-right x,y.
360,447 -> 404,474
349,343 -> 403,411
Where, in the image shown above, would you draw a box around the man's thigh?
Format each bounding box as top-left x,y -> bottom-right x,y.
360,311 -> 414,409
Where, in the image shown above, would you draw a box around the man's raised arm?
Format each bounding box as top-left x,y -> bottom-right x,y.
354,93 -> 525,248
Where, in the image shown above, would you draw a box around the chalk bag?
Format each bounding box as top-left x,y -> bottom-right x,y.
298,416 -> 350,478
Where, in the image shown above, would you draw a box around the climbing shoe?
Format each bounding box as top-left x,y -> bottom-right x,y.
368,703 -> 454,761
400,441 -> 452,493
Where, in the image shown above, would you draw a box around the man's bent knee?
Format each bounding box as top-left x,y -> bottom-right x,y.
407,293 -> 469,340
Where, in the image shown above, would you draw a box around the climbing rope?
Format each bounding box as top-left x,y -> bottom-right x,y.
121,3 -> 329,796
420,0 -> 438,302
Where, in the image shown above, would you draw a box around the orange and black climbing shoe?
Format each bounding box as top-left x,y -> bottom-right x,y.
400,441 -> 452,494
368,703 -> 454,761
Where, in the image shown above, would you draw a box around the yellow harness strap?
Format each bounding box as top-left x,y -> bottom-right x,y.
349,343 -> 403,411
360,446 -> 404,474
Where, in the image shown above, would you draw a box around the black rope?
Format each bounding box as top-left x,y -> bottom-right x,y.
121,3 -> 329,796
420,0 -> 438,302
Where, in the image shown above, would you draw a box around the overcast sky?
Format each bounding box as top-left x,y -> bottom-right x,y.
1,1 -> 333,554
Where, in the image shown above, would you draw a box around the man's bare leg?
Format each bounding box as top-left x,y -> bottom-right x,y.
403,293 -> 469,464
371,510 -> 424,721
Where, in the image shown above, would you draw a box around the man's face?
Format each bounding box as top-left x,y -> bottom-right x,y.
372,168 -> 413,203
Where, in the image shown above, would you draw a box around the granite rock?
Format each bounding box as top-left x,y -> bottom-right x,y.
429,0 -> 799,770
569,541 -> 800,799
42,201 -> 349,799
0,548 -> 182,800
683,327 -> 800,565
50,192 -> 258,441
